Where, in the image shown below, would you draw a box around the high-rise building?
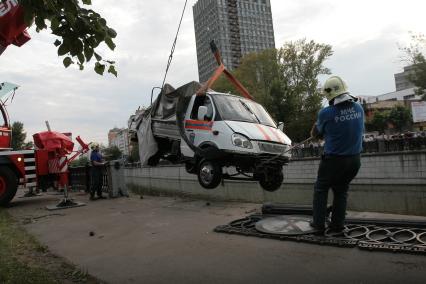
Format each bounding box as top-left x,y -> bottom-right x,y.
108,128 -> 130,157
193,0 -> 275,83
394,65 -> 416,91
108,127 -> 121,146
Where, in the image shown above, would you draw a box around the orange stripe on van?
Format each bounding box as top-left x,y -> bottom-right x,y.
255,124 -> 271,141
269,127 -> 284,143
185,120 -> 213,131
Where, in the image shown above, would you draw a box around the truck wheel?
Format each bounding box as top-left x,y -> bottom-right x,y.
0,167 -> 18,206
259,169 -> 283,192
197,160 -> 222,189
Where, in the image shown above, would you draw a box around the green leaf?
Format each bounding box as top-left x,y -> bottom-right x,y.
51,18 -> 60,31
77,53 -> 85,64
70,39 -> 84,56
84,46 -> 94,62
94,31 -> 106,44
104,37 -> 116,51
63,57 -> 73,68
87,37 -> 97,46
99,18 -> 107,26
94,52 -> 102,61
58,43 -> 70,56
108,65 -> 118,77
35,16 -> 47,30
65,14 -> 77,26
94,62 -> 105,75
17,0 -> 118,76
89,11 -> 100,19
107,28 -> 117,38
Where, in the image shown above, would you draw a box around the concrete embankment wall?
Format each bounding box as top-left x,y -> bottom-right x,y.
119,151 -> 426,215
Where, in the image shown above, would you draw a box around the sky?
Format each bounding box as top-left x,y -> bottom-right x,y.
0,0 -> 425,145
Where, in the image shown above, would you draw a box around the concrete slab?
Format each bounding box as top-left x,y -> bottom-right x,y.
7,190 -> 426,284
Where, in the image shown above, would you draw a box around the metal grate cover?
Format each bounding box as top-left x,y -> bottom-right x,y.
214,214 -> 426,255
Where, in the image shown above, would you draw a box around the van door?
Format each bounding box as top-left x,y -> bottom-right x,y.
185,95 -> 216,148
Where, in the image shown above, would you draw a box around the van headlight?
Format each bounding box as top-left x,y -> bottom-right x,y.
232,133 -> 253,149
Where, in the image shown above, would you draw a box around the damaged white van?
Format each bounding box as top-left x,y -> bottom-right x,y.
131,81 -> 292,192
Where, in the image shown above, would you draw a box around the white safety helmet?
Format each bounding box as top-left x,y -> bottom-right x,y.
322,76 -> 350,101
90,142 -> 100,150
322,76 -> 357,105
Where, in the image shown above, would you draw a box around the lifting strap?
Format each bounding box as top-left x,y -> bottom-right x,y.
196,40 -> 253,101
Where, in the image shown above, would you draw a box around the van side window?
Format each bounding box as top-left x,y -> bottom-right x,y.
190,96 -> 214,121
204,98 -> 213,121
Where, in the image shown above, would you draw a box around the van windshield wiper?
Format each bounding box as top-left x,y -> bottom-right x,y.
239,99 -> 260,123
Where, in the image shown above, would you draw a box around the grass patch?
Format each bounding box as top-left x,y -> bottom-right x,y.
0,209 -> 99,283
0,209 -> 56,283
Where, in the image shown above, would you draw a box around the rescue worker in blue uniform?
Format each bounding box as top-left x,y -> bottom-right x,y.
310,76 -> 364,232
90,143 -> 106,200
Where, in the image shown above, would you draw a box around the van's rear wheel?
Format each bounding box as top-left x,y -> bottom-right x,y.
259,168 -> 283,192
197,160 -> 222,189
0,167 -> 18,206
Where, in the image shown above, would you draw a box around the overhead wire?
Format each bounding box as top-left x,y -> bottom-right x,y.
160,0 -> 188,91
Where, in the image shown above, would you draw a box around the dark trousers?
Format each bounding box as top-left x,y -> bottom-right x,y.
90,167 -> 104,197
312,154 -> 361,229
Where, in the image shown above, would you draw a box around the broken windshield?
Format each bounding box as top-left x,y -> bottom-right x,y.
213,94 -> 276,127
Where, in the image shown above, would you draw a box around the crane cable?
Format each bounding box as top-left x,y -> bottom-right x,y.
160,0 -> 188,90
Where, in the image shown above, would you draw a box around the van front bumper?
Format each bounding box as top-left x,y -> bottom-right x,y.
220,150 -> 290,168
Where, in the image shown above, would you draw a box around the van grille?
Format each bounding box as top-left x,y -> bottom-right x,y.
258,142 -> 288,154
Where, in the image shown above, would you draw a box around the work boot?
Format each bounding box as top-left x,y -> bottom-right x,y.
328,224 -> 345,233
309,221 -> 325,235
89,195 -> 96,201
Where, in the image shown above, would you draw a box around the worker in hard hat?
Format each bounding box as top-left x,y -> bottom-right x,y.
310,76 -> 364,233
90,142 -> 106,200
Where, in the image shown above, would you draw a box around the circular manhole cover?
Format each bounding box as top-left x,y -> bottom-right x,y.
255,216 -> 319,235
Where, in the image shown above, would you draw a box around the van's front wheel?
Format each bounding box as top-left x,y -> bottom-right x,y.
197,160 -> 222,189
259,167 -> 283,192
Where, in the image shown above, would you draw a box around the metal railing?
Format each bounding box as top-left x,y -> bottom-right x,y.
69,164 -> 112,194
291,137 -> 426,159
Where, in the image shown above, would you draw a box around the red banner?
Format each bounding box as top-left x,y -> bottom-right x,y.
0,0 -> 31,54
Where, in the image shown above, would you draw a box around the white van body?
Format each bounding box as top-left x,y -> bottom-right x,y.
180,92 -> 292,160
133,86 -> 292,192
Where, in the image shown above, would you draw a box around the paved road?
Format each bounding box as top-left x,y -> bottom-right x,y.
7,191 -> 426,284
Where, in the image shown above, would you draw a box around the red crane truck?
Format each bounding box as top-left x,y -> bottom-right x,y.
0,82 -> 90,206
1,4 -> 91,207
